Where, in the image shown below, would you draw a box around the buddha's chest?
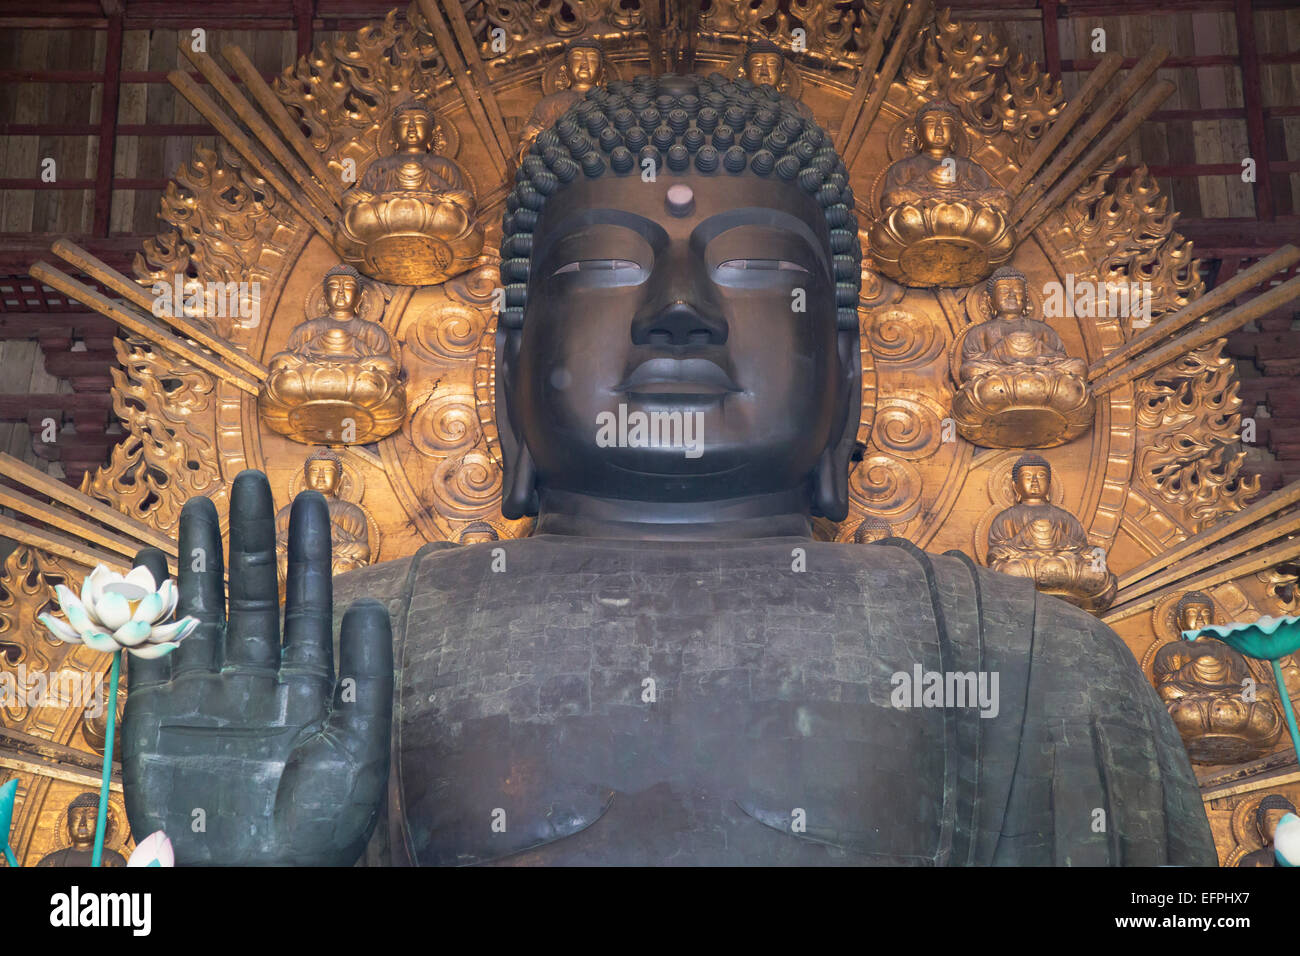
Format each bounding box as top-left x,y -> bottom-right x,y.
389,541 -> 952,865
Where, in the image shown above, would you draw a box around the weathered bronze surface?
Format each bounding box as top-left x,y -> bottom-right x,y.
5,0 -> 1297,867
118,75 -> 1212,867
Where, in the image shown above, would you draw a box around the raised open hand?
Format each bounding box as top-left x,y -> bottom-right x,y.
122,470 -> 392,866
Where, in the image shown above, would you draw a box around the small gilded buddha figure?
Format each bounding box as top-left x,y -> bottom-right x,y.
36,793 -> 126,867
1153,591 -> 1282,764
951,267 -> 1095,448
258,265 -> 406,445
336,100 -> 484,286
869,100 -> 1015,288
1238,795 -> 1296,867
276,450 -> 372,587
517,38 -> 610,165
987,453 -> 1117,612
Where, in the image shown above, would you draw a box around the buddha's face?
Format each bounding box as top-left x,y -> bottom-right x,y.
69,805 -> 96,845
917,110 -> 957,153
1179,601 -> 1214,632
325,274 -> 360,314
1014,464 -> 1050,501
305,459 -> 342,495
991,278 -> 1027,318
394,110 -> 433,151
504,171 -> 847,506
746,52 -> 783,87
565,48 -> 603,89
1261,806 -> 1293,843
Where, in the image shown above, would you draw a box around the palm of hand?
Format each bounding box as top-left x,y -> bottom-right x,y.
122,471 -> 393,866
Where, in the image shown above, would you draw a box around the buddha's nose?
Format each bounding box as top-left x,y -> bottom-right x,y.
632,299 -> 728,347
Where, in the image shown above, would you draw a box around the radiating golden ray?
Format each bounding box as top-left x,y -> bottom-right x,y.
1104,535 -> 1300,625
842,0 -> 931,170
1114,510 -> 1300,606
835,0 -> 906,153
1007,51 -> 1122,196
51,239 -> 269,382
167,69 -> 336,241
0,452 -> 178,558
178,40 -> 341,224
1118,477 -> 1300,593
1011,45 -> 1169,223
1093,274 -> 1300,397
415,0 -> 510,176
220,45 -> 347,207
28,261 -> 263,395
1088,245 -> 1300,382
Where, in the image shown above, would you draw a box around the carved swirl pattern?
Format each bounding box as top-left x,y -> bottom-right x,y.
432,449 -> 503,517
848,454 -> 923,522
873,395 -> 943,461
865,307 -> 943,367
408,390 -> 481,458
408,302 -> 485,363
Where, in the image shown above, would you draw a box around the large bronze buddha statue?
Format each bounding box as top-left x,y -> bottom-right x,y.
122,74 -> 1214,866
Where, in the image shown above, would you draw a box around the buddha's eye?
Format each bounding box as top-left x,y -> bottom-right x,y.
551,259 -> 642,276
715,259 -> 808,274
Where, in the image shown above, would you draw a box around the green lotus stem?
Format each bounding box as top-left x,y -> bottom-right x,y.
1272,657 -> 1300,767
2,843 -> 16,867
92,649 -> 121,868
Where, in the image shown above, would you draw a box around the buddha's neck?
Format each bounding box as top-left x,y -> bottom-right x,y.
534,487 -> 813,541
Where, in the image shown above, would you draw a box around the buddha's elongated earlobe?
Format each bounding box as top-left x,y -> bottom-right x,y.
811,327 -> 861,521
496,326 -> 539,519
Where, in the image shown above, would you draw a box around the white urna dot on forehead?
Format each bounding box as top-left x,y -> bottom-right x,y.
665,184 -> 694,216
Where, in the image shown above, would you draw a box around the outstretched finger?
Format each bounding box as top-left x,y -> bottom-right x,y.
327,599 -> 393,756
126,548 -> 172,691
225,470 -> 280,670
173,495 -> 224,676
281,490 -> 334,682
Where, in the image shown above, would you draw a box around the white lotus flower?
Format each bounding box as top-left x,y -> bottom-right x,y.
38,564 -> 198,660
127,830 -> 175,868
1274,812 -> 1300,867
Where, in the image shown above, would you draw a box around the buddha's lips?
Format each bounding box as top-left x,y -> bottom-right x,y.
615,357 -> 741,395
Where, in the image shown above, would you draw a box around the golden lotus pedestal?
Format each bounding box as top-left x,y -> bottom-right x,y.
258,364 -> 406,445
898,236 -> 993,288
1032,565 -> 1117,613
868,199 -> 1016,288
356,234 -> 455,287
951,369 -> 1095,448
335,192 -> 485,287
